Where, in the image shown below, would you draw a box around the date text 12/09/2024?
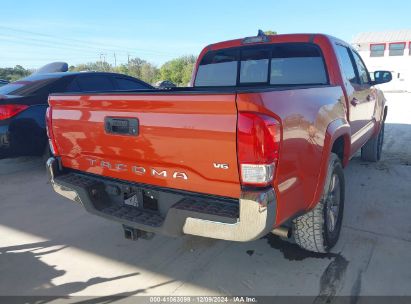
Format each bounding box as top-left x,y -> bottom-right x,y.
149,296 -> 257,303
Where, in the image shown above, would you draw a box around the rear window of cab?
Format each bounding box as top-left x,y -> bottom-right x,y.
194,43 -> 328,87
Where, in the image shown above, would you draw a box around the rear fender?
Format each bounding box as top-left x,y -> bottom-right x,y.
308,118 -> 350,210
372,105 -> 387,138
372,91 -> 388,137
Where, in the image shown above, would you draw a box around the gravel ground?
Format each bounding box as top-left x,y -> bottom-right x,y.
0,93 -> 410,301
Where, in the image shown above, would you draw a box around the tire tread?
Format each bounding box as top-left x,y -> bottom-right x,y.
293,153 -> 341,253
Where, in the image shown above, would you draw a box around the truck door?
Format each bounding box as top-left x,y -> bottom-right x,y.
350,50 -> 377,131
335,45 -> 376,148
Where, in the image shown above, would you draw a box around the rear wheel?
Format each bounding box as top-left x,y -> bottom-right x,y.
361,122 -> 384,162
293,153 -> 344,253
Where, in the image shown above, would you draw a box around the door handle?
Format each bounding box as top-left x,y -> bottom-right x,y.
351,98 -> 359,106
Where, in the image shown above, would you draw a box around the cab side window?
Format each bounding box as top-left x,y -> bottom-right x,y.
335,45 -> 358,84
352,51 -> 370,84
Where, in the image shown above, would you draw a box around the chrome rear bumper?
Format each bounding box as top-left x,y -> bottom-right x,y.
47,157 -> 276,242
47,158 -> 83,204
183,190 -> 275,241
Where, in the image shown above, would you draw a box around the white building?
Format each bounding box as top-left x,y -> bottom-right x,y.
352,30 -> 411,92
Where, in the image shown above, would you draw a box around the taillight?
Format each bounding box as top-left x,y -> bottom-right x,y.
46,107 -> 59,156
0,104 -> 28,120
237,112 -> 281,187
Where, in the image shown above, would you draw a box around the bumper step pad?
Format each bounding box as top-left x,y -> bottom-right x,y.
173,198 -> 239,219
55,172 -> 98,188
101,204 -> 164,227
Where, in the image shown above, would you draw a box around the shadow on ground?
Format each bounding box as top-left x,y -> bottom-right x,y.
0,242 -> 144,299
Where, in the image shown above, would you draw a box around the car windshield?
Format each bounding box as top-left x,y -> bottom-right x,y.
0,74 -> 59,96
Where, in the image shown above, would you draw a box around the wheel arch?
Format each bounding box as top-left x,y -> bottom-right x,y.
308,118 -> 350,210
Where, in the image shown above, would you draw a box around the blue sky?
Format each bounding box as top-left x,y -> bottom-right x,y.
0,0 -> 409,68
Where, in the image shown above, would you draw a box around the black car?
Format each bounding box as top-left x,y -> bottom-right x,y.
155,80 -> 177,89
0,72 -> 153,158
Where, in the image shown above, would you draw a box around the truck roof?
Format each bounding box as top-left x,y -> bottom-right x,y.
204,33 -> 347,52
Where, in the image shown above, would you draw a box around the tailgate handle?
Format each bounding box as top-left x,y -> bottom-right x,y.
104,117 -> 139,136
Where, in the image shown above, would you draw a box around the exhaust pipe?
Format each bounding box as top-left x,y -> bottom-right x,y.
271,227 -> 292,239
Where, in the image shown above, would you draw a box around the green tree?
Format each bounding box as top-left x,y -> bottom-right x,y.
2,54 -> 197,86
159,55 -> 196,86
115,57 -> 159,84
0,65 -> 31,82
140,62 -> 159,84
70,61 -> 113,72
264,30 -> 277,35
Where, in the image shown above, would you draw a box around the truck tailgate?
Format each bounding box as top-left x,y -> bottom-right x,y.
49,93 -> 241,198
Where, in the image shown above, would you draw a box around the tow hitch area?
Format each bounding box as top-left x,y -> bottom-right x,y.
123,225 -> 155,241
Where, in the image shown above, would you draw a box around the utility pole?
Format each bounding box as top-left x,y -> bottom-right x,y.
99,53 -> 108,70
127,53 -> 130,66
114,52 -> 117,67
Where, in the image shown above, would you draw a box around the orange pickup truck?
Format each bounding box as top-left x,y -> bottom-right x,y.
46,32 -> 392,252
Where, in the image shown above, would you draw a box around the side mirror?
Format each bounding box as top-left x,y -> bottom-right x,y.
373,70 -> 392,85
